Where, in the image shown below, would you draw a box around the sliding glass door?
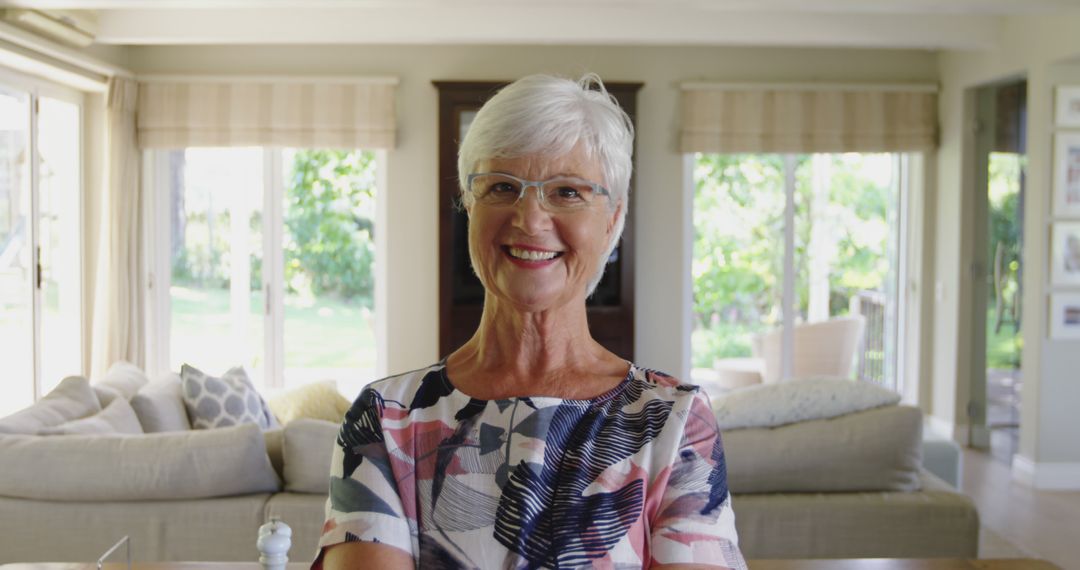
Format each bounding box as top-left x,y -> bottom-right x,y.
146,147 -> 378,396
0,76 -> 83,417
164,148 -> 267,380
0,87 -> 33,416
692,152 -> 906,391
36,96 -> 83,394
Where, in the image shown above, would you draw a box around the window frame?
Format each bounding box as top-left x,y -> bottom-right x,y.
143,147 -> 386,390
0,66 -> 85,404
688,151 -> 913,392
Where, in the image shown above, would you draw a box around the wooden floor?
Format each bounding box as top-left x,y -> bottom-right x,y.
963,448 -> 1080,570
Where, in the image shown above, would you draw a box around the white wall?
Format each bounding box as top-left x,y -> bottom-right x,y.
937,13 -> 1080,488
124,44 -> 938,380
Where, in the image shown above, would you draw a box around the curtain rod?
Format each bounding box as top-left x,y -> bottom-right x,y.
680,81 -> 939,93
137,74 -> 400,85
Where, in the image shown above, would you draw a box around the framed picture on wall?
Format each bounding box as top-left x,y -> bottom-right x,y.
1049,292 -> 1080,340
1050,222 -> 1080,286
1054,133 -> 1080,217
1055,86 -> 1080,127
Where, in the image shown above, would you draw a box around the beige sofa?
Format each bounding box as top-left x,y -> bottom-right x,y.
0,375 -> 978,563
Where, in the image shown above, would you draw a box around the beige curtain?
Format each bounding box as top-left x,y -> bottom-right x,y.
680,84 -> 938,153
136,78 -> 397,149
90,77 -> 144,377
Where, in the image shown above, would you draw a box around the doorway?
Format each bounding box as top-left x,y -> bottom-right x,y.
970,80 -> 1026,463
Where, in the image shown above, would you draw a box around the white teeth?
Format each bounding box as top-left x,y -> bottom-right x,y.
508,247 -> 559,261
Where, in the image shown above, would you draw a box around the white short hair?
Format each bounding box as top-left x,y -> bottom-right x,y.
457,73 -> 634,296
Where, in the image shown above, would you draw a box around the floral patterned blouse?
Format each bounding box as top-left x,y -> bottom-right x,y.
314,362 -> 747,569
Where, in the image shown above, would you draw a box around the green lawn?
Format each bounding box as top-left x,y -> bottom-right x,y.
691,320 -> 770,368
170,285 -> 376,372
986,303 -> 1021,370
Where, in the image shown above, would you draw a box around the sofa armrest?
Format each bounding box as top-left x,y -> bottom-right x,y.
922,437 -> 962,488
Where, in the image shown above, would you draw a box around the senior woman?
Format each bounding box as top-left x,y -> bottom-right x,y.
315,74 -> 746,570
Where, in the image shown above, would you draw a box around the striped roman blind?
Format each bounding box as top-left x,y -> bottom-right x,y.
136,77 -> 397,149
679,83 -> 938,154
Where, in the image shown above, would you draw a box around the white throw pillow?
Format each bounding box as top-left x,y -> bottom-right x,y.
94,361 -> 149,400
283,419 -> 339,494
93,386 -> 122,408
711,376 -> 901,430
0,376 -> 101,434
131,373 -> 191,432
38,397 -> 144,435
0,422 -> 280,501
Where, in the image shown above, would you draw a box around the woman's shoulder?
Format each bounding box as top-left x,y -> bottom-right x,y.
630,364 -> 698,392
352,361 -> 451,407
622,365 -> 718,444
627,363 -> 708,405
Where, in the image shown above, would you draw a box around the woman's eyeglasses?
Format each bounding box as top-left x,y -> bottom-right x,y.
466,172 -> 611,213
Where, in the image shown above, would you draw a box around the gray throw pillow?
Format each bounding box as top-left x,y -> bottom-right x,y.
180,364 -> 277,430
283,419 -> 339,494
38,397 -> 144,435
131,373 -> 191,432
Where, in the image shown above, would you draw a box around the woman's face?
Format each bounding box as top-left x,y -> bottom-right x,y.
466,145 -> 620,313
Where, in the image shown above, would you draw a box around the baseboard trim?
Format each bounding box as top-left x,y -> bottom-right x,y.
927,416 -> 968,446
1012,454 -> 1080,490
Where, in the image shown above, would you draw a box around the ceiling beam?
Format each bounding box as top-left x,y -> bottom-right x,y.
94,7 -> 1003,50
2,0 -> 1075,13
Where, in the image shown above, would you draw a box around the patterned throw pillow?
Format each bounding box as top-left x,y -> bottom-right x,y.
180,365 -> 278,430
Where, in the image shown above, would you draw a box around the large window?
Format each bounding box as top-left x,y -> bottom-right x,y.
146,148 -> 378,397
692,152 -> 906,390
0,76 -> 83,417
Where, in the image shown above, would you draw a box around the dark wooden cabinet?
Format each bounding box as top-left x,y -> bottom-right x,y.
434,80 -> 642,360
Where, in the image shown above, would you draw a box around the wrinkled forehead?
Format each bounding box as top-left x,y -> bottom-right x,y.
478,144 -> 604,184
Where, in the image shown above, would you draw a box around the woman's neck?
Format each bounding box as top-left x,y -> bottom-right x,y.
445,294 -> 627,400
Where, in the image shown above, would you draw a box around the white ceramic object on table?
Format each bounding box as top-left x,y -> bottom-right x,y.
257,518 -> 292,570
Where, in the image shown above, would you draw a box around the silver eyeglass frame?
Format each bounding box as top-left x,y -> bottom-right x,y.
465,172 -> 612,211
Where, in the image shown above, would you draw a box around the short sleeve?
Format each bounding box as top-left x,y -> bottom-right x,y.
314,386 -> 414,563
648,392 -> 747,569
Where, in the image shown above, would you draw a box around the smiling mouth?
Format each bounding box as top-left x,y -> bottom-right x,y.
504,246 -> 564,261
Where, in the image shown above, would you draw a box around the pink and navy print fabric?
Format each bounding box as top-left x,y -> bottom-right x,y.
314,362 -> 747,569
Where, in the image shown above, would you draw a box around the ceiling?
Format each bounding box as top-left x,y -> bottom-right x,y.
2,0 -> 1079,50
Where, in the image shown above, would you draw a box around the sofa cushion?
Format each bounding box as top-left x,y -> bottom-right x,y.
93,386 -> 122,408
264,426 -> 285,481
712,376 -> 901,430
723,404 -> 923,494
0,422 -> 280,501
131,373 -> 190,432
268,380 -> 351,426
94,361 -> 149,400
180,364 -> 277,430
0,376 -> 101,434
731,470 -> 978,559
0,493 -> 274,562
283,419 -> 338,494
38,397 -> 144,435
265,492 -> 330,563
